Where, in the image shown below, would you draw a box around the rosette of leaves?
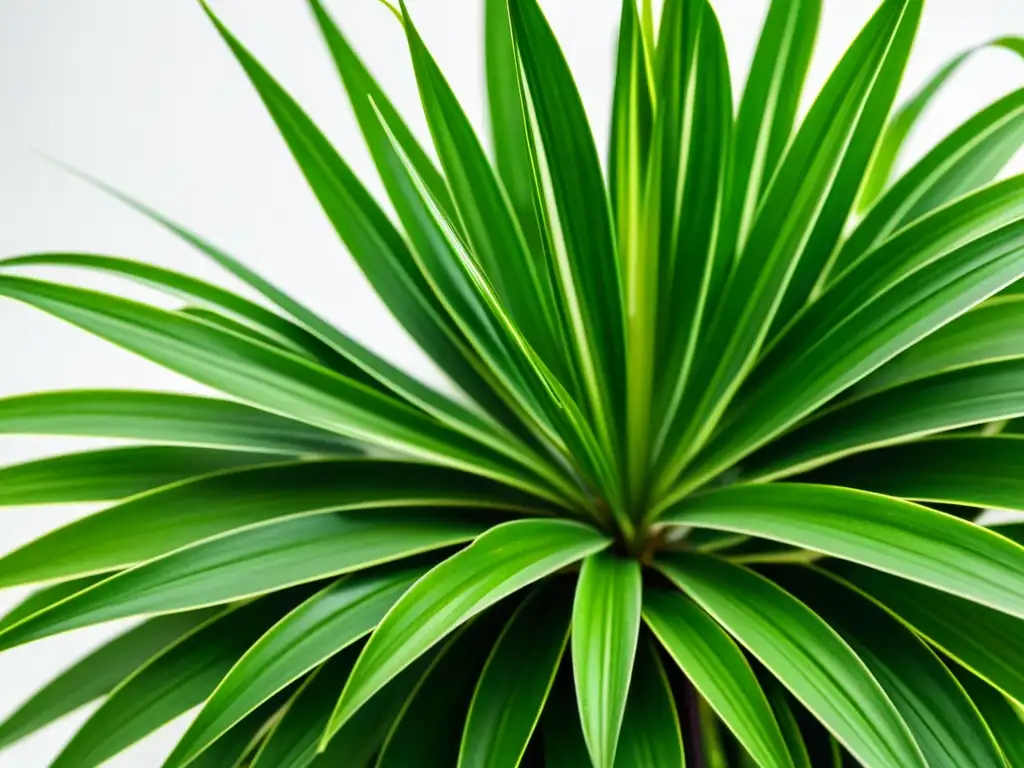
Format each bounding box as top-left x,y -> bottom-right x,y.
2,0 -> 1024,765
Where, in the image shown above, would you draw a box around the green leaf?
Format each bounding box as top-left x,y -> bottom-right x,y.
857,36 -> 1024,212
743,358 -> 1024,481
0,611 -> 213,750
571,552 -> 642,768
664,483 -> 1024,619
658,553 -> 925,768
802,435 -> 1024,512
771,566 -> 1006,768
644,586 -> 793,768
0,445 -> 285,506
400,3 -> 567,387
0,511 -> 486,650
0,275 -> 566,503
484,0 -> 544,257
772,0 -> 922,331
185,692 -> 289,768
508,0 -> 627,467
459,580 -> 572,768
377,610 -> 510,768
542,664 -> 593,766
0,459 -> 532,588
765,683 -> 813,768
252,646 -> 431,768
0,389 -> 353,455
613,634 -> 685,768
835,88 -> 1024,277
680,206 -> 1024,497
48,592 -> 305,768
164,561 -> 428,768
327,519 -> 609,738
857,296 -> 1024,395
954,668 -> 1024,767
720,0 -> 820,261
827,561 -> 1024,706
650,0 -> 733,498
0,575 -> 106,633
655,0 -> 917,488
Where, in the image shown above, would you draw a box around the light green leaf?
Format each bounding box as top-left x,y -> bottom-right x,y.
0,611 -> 213,750
857,296 -> 1024,395
0,575 -> 106,633
459,580 -> 572,768
658,553 -> 925,768
827,561 -> 1024,706
802,435 -> 1024,512
0,389 -> 354,455
164,562 -> 427,768
327,519 -> 609,738
0,445 -> 285,506
664,483 -> 1024,619
644,586 -> 793,768
0,459 -> 532,589
857,36 -> 1024,212
48,592 -> 304,768
377,611 -> 510,768
572,552 -> 642,768
0,512 -> 487,650
772,566 -> 1006,768
835,88 -> 1024,276
613,634 -> 685,768
0,275 -> 566,503
743,358 -> 1024,481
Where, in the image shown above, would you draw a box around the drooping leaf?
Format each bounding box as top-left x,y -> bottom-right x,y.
376,609 -> 511,768
0,611 -> 214,750
658,553 -> 926,768
771,566 -> 1006,768
459,580 -> 572,768
163,561 -> 429,768
644,586 -> 793,768
571,552 -> 642,768
663,483 -> 1024,620
48,591 -> 307,768
327,519 -> 609,738
827,561 -> 1024,706
0,459 -> 532,589
0,511 -> 486,650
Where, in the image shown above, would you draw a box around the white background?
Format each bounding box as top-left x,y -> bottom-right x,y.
2,0 -> 1023,764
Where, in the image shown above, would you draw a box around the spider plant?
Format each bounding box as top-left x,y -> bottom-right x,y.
1,0 -> 1024,765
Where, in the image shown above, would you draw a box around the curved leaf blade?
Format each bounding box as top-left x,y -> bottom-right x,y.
0,512 -> 487,650
327,519 -> 609,738
664,483 -> 1024,619
658,553 -> 925,768
644,586 -> 793,768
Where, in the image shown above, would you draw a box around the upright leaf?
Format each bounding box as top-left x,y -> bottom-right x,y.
572,552 -> 642,768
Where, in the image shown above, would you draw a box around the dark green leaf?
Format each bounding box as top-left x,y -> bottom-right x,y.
613,635 -> 685,768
